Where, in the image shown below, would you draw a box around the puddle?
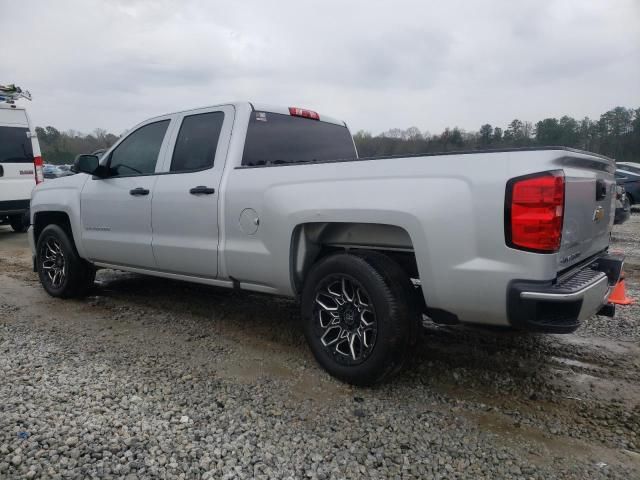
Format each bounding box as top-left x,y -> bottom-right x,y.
557,334 -> 638,356
550,355 -> 603,371
469,410 -> 640,470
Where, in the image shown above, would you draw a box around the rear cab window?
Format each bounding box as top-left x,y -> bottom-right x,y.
241,112 -> 357,166
0,126 -> 34,164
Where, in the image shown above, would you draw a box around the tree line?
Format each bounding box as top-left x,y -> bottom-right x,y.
354,106 -> 639,161
36,106 -> 639,165
35,126 -> 119,165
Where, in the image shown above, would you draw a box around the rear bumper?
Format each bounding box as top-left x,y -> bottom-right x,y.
0,199 -> 30,216
507,253 -> 624,333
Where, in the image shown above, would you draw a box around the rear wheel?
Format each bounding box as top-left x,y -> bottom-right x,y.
36,224 -> 95,298
301,251 -> 420,386
10,214 -> 28,233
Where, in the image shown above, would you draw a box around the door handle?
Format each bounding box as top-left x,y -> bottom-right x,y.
189,186 -> 215,195
129,187 -> 150,196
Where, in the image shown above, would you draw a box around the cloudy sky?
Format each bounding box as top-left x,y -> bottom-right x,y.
3,0 -> 639,135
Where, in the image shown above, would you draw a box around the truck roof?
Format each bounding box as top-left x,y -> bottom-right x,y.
250,102 -> 346,126
142,101 -> 347,127
0,103 -> 29,127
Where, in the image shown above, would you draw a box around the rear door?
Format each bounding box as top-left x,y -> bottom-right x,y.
80,118 -> 173,268
0,109 -> 35,206
151,105 -> 234,277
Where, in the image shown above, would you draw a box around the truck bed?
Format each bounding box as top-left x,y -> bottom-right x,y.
227,147 -> 615,326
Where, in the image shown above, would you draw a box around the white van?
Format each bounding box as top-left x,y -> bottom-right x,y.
0,103 -> 43,232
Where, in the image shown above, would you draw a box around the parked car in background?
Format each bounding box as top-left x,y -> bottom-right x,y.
43,164 -> 75,179
29,102 -> 624,385
43,164 -> 60,179
0,100 -> 43,232
614,185 -> 631,225
617,162 -> 640,173
56,165 -> 75,177
615,167 -> 640,206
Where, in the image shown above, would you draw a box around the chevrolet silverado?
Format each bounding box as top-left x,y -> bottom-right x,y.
29,102 -> 624,385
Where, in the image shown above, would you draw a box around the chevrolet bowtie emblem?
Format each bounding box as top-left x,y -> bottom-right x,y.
593,206 -> 605,222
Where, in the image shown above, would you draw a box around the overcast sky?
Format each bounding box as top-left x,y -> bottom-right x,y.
3,0 -> 639,135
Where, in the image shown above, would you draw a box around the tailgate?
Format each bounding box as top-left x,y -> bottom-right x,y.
557,152 -> 616,271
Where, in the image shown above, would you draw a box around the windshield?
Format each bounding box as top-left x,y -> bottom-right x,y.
242,112 -> 357,166
0,126 -> 33,163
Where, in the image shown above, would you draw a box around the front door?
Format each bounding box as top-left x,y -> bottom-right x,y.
80,118 -> 172,268
151,106 -> 234,277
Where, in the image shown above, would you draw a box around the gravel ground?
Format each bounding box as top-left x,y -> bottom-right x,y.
1,213 -> 639,479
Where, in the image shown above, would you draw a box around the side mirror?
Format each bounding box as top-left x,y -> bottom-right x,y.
73,154 -> 105,177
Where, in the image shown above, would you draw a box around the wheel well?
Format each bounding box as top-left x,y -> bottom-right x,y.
33,211 -> 74,247
290,222 -> 418,294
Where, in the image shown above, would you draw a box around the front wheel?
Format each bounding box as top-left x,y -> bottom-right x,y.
301,252 -> 419,386
36,224 -> 95,298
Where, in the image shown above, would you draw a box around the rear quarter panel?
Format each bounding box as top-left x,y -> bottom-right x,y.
222,150 -> 596,326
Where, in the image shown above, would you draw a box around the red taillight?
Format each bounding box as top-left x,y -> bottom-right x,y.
289,107 -> 320,120
34,156 -> 44,184
506,171 -> 565,253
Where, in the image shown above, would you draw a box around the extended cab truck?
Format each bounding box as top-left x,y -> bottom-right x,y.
29,102 -> 624,385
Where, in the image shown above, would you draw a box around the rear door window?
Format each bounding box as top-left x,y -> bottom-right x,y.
108,120 -> 169,176
170,112 -> 224,172
242,112 -> 357,166
0,127 -> 33,163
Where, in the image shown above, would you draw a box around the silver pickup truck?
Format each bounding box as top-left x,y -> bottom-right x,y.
29,102 -> 624,385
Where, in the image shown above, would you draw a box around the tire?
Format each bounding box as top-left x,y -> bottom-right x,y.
10,214 -> 28,233
36,224 -> 96,298
301,251 -> 420,386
